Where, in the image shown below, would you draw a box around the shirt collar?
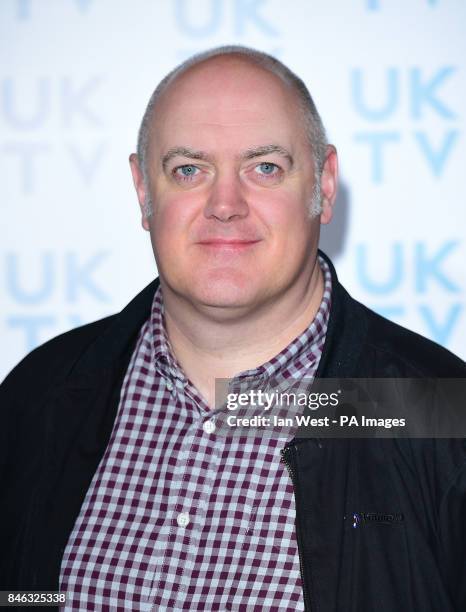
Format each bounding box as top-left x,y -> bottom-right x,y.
150,289 -> 183,381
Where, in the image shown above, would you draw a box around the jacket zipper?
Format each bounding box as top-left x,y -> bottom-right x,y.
280,446 -> 312,612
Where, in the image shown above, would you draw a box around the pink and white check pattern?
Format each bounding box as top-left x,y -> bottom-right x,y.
59,257 -> 332,611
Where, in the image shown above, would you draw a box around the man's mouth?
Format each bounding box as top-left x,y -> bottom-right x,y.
197,238 -> 261,250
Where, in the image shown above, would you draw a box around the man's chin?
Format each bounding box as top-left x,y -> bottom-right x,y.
180,277 -> 264,314
161,268 -> 269,314
192,286 -> 256,310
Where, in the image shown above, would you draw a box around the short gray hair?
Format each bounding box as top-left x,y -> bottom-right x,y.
137,45 -> 328,217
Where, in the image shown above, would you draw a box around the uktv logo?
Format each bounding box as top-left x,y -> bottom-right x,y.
4,251 -> 111,351
351,66 -> 458,183
1,76 -> 107,194
355,241 -> 463,347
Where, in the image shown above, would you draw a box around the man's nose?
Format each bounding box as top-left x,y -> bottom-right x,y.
203,171 -> 249,222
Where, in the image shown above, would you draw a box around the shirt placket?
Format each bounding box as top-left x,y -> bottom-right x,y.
150,376 -> 220,610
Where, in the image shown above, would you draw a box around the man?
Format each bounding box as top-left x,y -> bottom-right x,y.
0,46 -> 465,611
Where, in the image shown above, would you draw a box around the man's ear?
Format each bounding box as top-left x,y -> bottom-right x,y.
129,153 -> 150,231
320,145 -> 338,225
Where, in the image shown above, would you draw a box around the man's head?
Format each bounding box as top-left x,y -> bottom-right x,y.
130,45 -> 338,317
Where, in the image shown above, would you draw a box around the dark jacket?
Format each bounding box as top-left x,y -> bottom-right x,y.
1,251 -> 465,611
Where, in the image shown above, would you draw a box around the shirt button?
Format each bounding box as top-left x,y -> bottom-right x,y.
203,419 -> 216,434
177,512 -> 190,527
166,380 -> 174,391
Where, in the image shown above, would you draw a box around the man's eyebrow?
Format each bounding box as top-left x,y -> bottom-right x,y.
161,144 -> 294,170
241,144 -> 294,166
162,147 -> 212,170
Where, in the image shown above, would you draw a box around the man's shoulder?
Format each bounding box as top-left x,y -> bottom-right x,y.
1,278 -> 159,398
1,314 -> 118,399
319,251 -> 464,377
351,295 -> 465,377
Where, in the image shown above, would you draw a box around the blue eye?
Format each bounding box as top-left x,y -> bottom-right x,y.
256,162 -> 278,175
173,164 -> 201,182
176,165 -> 198,177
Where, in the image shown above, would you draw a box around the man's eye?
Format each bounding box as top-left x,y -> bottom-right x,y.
254,162 -> 280,176
173,165 -> 200,180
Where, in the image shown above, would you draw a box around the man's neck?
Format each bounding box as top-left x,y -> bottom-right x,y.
162,259 -> 324,409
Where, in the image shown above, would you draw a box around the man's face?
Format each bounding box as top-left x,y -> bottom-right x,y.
131,57 -> 336,317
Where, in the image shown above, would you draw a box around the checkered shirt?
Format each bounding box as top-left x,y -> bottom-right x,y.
59,257 -> 332,611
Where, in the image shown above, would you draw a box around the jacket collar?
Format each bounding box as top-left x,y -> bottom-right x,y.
65,278 -> 159,387
314,250 -> 368,379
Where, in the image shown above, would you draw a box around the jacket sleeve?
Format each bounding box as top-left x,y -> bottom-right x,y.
437,454 -> 466,611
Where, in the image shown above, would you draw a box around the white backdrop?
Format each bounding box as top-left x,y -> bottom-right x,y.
1,0 -> 465,381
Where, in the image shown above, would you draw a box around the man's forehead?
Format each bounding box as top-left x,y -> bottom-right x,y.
153,96 -> 301,146
151,108 -> 302,160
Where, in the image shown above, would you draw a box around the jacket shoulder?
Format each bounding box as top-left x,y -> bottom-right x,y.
0,314 -> 117,397
352,297 -> 465,377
